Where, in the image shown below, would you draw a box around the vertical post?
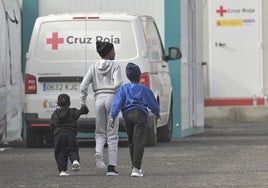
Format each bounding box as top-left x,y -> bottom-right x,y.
22,0 -> 39,73
22,0 -> 39,140
165,0 -> 181,138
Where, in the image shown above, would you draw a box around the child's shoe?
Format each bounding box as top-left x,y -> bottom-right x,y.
131,167 -> 143,177
107,165 -> 119,176
59,171 -> 69,177
72,160 -> 81,172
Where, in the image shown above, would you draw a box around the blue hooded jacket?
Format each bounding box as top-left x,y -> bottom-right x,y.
110,82 -> 160,120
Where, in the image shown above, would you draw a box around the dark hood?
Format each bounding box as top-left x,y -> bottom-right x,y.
54,107 -> 70,123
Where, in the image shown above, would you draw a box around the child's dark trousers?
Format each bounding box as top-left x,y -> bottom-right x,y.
54,132 -> 80,172
124,109 -> 147,169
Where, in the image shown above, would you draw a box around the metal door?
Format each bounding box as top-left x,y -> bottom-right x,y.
180,0 -> 204,135
208,0 -> 263,98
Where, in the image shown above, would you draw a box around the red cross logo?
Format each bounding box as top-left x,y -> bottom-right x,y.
216,6 -> 227,17
46,32 -> 64,50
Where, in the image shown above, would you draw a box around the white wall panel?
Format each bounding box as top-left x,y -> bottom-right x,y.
208,0 -> 262,98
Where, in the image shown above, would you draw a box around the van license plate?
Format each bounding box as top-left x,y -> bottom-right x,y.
43,83 -> 79,92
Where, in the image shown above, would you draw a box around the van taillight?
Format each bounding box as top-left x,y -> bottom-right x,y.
140,72 -> 150,88
25,74 -> 37,94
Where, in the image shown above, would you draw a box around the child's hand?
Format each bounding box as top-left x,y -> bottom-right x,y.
109,119 -> 115,128
80,105 -> 89,114
157,116 -> 161,123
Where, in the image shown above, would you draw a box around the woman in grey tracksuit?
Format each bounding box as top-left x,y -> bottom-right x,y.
80,41 -> 123,176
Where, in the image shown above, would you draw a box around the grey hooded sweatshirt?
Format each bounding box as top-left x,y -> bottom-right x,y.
80,59 -> 123,103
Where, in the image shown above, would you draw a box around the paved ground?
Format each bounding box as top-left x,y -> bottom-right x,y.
1,122 -> 268,188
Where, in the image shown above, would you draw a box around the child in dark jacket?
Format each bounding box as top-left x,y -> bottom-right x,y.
50,93 -> 89,177
110,62 -> 161,177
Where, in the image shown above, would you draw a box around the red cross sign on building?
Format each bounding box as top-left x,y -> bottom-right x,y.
216,6 -> 227,17
46,32 -> 64,50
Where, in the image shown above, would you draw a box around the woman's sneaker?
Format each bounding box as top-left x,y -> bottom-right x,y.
72,160 -> 81,172
131,167 -> 143,177
59,171 -> 69,177
107,165 -> 119,176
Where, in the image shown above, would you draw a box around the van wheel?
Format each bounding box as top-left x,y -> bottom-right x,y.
157,106 -> 173,142
27,129 -> 43,148
145,115 -> 157,147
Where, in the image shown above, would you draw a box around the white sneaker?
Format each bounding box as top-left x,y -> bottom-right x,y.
72,160 -> 81,172
95,153 -> 106,171
131,167 -> 143,177
59,171 -> 69,177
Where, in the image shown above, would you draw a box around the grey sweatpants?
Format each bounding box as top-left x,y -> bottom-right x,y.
94,93 -> 119,167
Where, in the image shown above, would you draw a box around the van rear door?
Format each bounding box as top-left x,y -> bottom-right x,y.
25,18 -> 87,118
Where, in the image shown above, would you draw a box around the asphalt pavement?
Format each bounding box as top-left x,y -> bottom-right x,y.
1,122 -> 268,188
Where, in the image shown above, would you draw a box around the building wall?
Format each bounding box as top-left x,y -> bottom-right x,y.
263,1 -> 268,95
22,0 -> 38,72
203,1 -> 209,99
203,1 -> 266,99
203,0 -> 268,124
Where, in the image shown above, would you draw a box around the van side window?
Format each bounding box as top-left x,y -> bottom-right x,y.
141,20 -> 164,62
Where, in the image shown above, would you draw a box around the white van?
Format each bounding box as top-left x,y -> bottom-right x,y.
24,12 -> 181,147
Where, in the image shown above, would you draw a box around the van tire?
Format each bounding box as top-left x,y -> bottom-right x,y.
145,115 -> 157,147
27,129 -> 43,148
157,106 -> 173,142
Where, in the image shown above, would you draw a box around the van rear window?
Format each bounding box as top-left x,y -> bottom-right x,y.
34,20 -> 137,62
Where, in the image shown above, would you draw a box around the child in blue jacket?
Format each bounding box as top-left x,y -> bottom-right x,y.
110,62 -> 160,177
